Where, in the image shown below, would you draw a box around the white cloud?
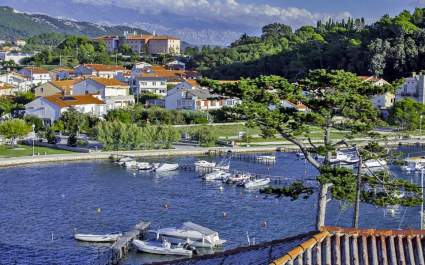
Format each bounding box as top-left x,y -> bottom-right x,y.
72,0 -> 351,29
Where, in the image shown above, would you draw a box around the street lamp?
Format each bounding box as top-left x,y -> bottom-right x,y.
31,124 -> 35,156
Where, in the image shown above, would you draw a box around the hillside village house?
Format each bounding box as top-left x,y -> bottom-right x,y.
166,60 -> 185,70
97,33 -> 181,55
0,72 -> 31,92
49,67 -> 75,81
34,79 -> 78,97
74,64 -> 126,79
25,94 -> 106,123
165,80 -> 240,111
0,51 -> 33,65
73,77 -> 134,110
396,72 -> 425,104
359,76 -> 395,110
0,82 -> 17,96
18,67 -> 51,86
132,76 -> 167,96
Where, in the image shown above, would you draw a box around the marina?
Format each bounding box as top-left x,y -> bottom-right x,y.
0,151 -> 423,265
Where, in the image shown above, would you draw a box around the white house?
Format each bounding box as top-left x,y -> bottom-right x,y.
73,77 -> 134,110
74,64 -> 126,79
18,67 -> 51,86
25,94 -> 106,123
165,80 -> 227,111
131,76 -> 167,96
0,72 -> 31,92
0,51 -> 33,65
359,76 -> 395,110
396,72 -> 425,104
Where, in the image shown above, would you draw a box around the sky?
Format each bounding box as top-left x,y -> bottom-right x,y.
0,0 -> 423,45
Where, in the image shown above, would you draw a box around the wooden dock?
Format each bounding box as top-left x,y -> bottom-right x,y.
110,221 -> 150,265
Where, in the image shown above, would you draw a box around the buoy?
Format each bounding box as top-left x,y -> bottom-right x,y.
219,186 -> 224,192
222,212 -> 227,218
262,221 -> 268,228
133,172 -> 136,176
164,203 -> 169,209
96,208 -> 102,213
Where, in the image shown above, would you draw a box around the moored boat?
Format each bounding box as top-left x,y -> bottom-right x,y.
74,233 -> 122,243
154,163 -> 179,172
256,155 -> 276,162
116,157 -> 133,166
224,173 -> 252,184
133,239 -> 193,256
203,171 -> 231,181
137,162 -> 153,170
125,160 -> 138,169
195,160 -> 216,168
243,178 -> 271,189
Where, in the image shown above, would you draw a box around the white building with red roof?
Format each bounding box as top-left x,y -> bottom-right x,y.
74,64 -> 126,79
18,67 -> 51,86
25,94 -> 106,123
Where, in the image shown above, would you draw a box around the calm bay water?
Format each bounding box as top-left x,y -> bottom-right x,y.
0,151 -> 422,265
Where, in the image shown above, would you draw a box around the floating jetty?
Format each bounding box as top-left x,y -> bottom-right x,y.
110,221 -> 150,265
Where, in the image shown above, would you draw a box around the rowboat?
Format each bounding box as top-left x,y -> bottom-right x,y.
154,163 -> 179,172
243,178 -> 271,189
74,233 -> 122,243
133,239 -> 193,256
203,171 -> 231,181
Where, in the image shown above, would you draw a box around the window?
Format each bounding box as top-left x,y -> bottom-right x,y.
160,82 -> 166,85
152,82 -> 157,86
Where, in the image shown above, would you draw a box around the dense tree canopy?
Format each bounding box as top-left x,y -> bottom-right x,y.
187,8 -> 425,82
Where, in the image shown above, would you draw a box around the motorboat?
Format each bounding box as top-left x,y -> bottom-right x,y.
330,151 -> 359,165
195,160 -> 216,168
224,173 -> 252,184
243,178 -> 271,189
74,233 -> 122,243
296,152 -> 305,158
362,159 -> 387,169
116,157 -> 133,166
256,155 -> 276,162
125,160 -> 138,169
154,163 -> 179,172
153,222 -> 226,248
402,157 -> 425,172
133,239 -> 193,256
203,171 -> 231,181
137,162 -> 153,170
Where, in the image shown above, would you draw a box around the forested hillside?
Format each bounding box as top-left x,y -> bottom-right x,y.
187,9 -> 425,81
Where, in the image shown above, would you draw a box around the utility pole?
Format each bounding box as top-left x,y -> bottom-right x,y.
353,147 -> 362,228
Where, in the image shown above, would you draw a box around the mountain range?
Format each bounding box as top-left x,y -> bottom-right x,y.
0,6 -> 153,42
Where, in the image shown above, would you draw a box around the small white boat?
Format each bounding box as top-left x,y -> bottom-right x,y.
133,239 -> 193,256
296,152 -> 305,158
154,163 -> 179,172
224,173 -> 252,184
363,159 -> 387,169
256,155 -> 276,162
116,157 -> 133,166
203,171 -> 231,181
74,233 -> 122,243
125,160 -> 138,169
243,178 -> 271,189
153,222 -> 226,248
137,162 -> 152,170
195,160 -> 216,168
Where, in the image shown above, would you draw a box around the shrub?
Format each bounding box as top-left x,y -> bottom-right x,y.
67,133 -> 77,147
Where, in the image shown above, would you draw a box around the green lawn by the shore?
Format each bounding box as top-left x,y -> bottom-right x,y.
0,145 -> 76,158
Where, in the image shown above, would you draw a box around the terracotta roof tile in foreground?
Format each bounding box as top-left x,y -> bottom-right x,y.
44,94 -> 104,108
270,226 -> 425,265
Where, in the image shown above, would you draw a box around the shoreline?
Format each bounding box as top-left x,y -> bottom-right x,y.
0,146 -> 291,168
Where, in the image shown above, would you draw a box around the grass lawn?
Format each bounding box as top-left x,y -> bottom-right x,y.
0,144 -> 76,158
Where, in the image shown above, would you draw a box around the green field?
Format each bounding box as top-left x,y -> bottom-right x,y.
0,145 -> 76,158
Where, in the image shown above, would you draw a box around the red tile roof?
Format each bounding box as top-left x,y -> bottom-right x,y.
88,77 -> 128,87
82,64 -> 126,72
